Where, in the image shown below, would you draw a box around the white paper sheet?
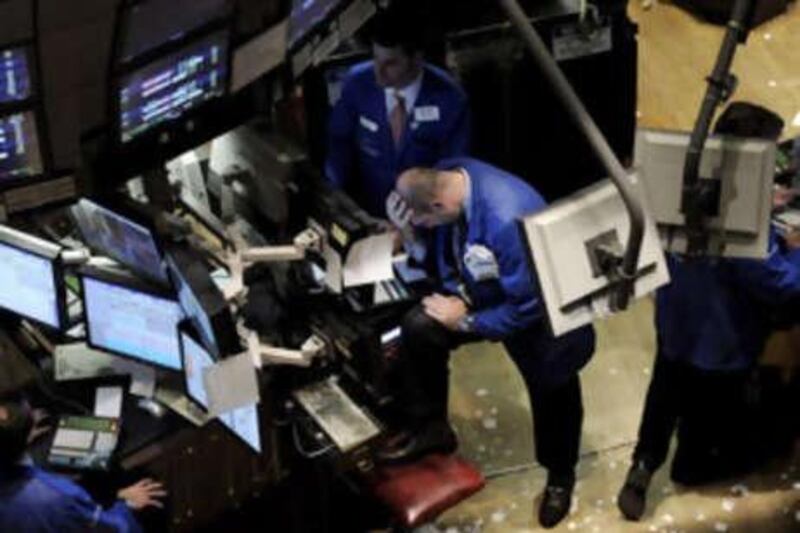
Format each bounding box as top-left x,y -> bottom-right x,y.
204,352 -> 260,416
342,233 -> 395,287
94,386 -> 123,418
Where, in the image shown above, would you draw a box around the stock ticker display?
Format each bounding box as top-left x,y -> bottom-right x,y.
118,31 -> 228,143
0,111 -> 43,182
0,47 -> 31,103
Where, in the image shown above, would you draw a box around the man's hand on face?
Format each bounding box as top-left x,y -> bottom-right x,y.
386,191 -> 413,232
423,293 -> 468,330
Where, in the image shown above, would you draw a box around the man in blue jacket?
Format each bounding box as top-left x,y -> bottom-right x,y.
378,158 -> 595,529
325,8 -> 470,218
617,236 -> 800,521
0,399 -> 166,532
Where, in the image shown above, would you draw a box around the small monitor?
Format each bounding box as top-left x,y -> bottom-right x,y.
119,0 -> 231,63
287,0 -> 346,50
179,325 -> 215,411
634,128 -> 775,258
164,243 -> 239,357
521,176 -> 670,337
81,268 -> 183,370
0,224 -> 65,329
70,199 -> 167,284
218,403 -> 261,453
0,110 -> 44,183
117,29 -> 229,144
0,46 -> 32,103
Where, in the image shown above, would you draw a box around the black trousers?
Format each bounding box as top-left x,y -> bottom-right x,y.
394,306 -> 584,477
633,354 -> 752,484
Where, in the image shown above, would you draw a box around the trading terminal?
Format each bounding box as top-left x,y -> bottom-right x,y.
0,1 -> 798,532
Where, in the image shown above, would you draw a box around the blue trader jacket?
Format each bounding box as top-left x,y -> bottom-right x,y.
325,61 -> 470,218
656,232 -> 800,371
431,157 -> 595,389
0,464 -> 141,533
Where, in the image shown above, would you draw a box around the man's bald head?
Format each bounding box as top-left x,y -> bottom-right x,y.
395,167 -> 466,228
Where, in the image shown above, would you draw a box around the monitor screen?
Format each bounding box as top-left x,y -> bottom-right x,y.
166,254 -> 219,356
0,233 -> 61,328
287,0 -> 344,50
83,275 -> 183,370
118,30 -> 229,144
180,329 -> 215,410
0,46 -> 32,103
120,0 -> 231,62
71,199 -> 167,284
0,110 -> 43,183
219,403 -> 261,453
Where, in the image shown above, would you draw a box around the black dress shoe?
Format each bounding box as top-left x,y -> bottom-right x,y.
538,473 -> 574,529
617,460 -> 653,521
375,421 -> 457,465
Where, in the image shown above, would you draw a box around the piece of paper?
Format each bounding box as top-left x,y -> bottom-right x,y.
56,342 -> 157,398
94,386 -> 123,418
322,243 -> 343,293
204,353 -> 260,416
342,233 -> 395,287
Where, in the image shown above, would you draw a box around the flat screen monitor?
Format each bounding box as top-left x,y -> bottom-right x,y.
117,29 -> 229,144
120,0 -> 231,63
0,110 -> 44,183
179,325 -> 215,410
81,268 -> 183,370
70,199 -> 167,284
287,0 -> 345,50
521,176 -> 670,337
164,243 -> 238,357
0,224 -> 65,329
0,46 -> 32,103
218,403 -> 261,453
634,128 -> 775,258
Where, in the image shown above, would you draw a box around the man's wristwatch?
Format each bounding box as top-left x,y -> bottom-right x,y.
456,314 -> 475,333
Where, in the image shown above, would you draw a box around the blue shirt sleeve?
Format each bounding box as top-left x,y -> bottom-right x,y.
471,222 -> 543,339
324,77 -> 358,190
729,236 -> 800,304
56,477 -> 142,533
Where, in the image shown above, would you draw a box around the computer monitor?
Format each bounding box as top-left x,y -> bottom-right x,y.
0,224 -> 65,329
81,267 -> 183,370
179,324 -> 215,411
634,128 -> 775,258
164,243 -> 239,357
0,45 -> 32,103
521,176 -> 670,337
116,28 -> 230,145
287,0 -> 347,51
70,199 -> 168,284
119,0 -> 231,63
218,403 -> 261,453
0,109 -> 44,184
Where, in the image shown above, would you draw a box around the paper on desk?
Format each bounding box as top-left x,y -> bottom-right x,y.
55,343 -> 156,397
94,386 -> 123,418
342,233 -> 395,287
204,352 -> 260,416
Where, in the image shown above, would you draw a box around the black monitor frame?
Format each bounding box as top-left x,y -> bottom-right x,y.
101,2 -> 236,181
163,242 -> 239,358
178,320 -> 217,412
79,265 -> 183,371
0,224 -> 67,331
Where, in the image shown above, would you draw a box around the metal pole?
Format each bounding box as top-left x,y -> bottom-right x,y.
498,0 -> 644,310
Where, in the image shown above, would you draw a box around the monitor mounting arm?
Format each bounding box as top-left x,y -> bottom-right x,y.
498,0 -> 645,312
